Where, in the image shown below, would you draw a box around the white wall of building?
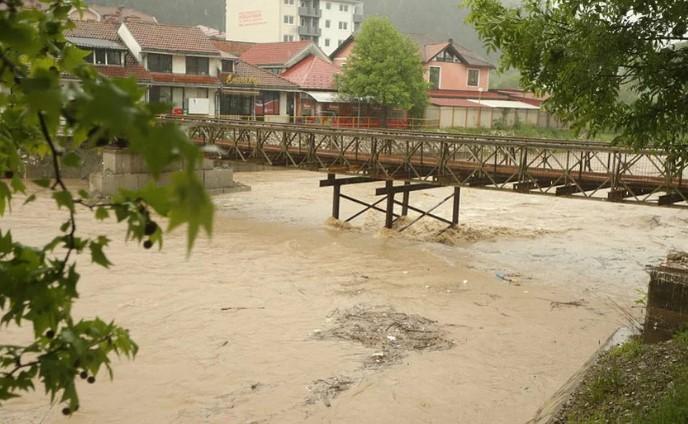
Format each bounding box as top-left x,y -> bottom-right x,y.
172,55 -> 186,74
320,0 -> 357,54
225,0 -> 361,49
117,24 -> 142,61
226,0 -> 282,42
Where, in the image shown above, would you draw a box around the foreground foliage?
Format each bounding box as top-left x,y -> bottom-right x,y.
0,0 -> 213,413
337,17 -> 428,125
465,0 -> 688,160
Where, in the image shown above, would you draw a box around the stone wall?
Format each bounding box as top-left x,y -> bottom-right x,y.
89,148 -> 248,196
644,253 -> 688,343
25,149 -> 102,180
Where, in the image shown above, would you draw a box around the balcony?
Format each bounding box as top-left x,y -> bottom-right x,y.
298,25 -> 321,37
298,7 -> 321,18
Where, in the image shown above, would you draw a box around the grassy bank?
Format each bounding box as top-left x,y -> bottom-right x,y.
555,332 -> 688,423
440,126 -> 618,142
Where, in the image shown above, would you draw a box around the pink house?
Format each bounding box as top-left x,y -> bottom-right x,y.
417,38 -> 493,91
330,35 -> 495,92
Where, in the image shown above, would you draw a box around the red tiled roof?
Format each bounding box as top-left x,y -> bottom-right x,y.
149,72 -> 221,86
281,55 -> 340,90
222,61 -> 298,90
240,40 -> 312,66
123,21 -> 220,56
428,89 -> 510,100
66,20 -> 120,41
212,39 -> 256,57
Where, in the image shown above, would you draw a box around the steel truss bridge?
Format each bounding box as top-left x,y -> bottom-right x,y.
167,116 -> 688,229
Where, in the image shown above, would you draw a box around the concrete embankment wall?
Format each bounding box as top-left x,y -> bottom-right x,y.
89,149 -> 248,196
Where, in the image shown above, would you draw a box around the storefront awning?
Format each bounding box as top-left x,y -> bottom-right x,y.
305,91 -> 342,103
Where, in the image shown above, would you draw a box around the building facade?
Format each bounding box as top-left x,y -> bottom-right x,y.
226,0 -> 363,55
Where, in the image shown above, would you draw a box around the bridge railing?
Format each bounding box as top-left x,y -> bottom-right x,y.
163,116 -> 687,207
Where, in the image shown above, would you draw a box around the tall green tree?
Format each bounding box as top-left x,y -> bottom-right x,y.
465,0 -> 688,159
337,17 -> 428,126
0,0 -> 213,415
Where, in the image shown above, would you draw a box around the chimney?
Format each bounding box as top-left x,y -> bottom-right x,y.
448,38 -> 454,45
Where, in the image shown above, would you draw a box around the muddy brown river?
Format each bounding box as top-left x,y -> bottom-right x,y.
2,169 -> 687,423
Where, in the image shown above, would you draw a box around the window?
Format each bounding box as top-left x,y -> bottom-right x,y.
339,4 -> 348,11
338,21 -> 348,30
325,19 -> 330,28
467,69 -> 480,87
221,60 -> 235,73
284,15 -> 294,24
429,66 -> 441,90
326,2 -> 331,9
84,49 -> 123,66
324,39 -> 330,47
284,0 -> 294,4
149,86 -> 173,104
106,50 -> 122,66
148,53 -> 172,73
186,56 -> 209,75
284,35 -> 295,42
94,49 -> 106,65
255,91 -> 280,116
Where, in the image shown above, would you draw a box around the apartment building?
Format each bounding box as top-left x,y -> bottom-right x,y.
226,0 -> 363,55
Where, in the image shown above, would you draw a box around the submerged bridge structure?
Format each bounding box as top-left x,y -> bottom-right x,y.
167,116 -> 688,231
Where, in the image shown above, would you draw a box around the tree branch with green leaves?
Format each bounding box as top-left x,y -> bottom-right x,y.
0,0 -> 214,414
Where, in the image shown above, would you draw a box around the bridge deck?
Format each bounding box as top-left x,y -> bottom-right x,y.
169,117 -> 688,208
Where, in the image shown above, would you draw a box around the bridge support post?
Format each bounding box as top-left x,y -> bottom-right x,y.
332,185 -> 341,220
452,187 -> 461,227
385,180 -> 395,229
401,182 -> 410,216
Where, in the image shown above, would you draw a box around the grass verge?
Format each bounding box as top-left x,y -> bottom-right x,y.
555,331 -> 688,423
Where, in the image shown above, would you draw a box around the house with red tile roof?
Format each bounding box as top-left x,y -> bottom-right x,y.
331,34 -> 558,129
118,21 -> 224,115
64,21 -> 151,83
240,40 -> 331,74
281,55 -> 343,118
213,40 -> 301,121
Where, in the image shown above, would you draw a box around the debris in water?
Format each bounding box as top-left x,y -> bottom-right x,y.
314,304 -> 454,368
306,376 -> 354,407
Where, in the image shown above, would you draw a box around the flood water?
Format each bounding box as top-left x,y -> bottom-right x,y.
2,169 -> 686,423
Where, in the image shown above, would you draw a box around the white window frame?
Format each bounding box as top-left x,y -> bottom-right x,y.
284,15 -> 294,24
467,68 -> 480,87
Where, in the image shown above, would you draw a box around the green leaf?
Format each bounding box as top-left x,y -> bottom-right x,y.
23,194 -> 37,205
33,179 -> 51,188
62,152 -> 82,168
89,239 -> 112,268
0,181 -> 10,215
53,191 -> 74,212
95,207 -> 109,221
